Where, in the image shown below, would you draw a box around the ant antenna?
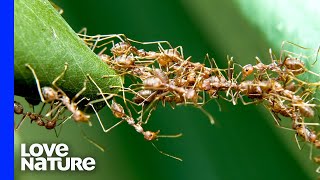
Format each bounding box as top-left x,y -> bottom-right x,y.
313,44 -> 320,65
150,142 -> 182,162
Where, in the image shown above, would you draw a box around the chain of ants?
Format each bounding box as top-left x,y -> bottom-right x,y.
79,32 -> 320,161
14,31 -> 320,162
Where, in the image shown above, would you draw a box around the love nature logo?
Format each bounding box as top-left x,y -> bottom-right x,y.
20,143 -> 96,171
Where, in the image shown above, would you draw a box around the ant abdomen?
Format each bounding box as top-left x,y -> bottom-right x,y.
114,54 -> 135,68
45,120 -> 56,130
133,89 -> 156,104
111,100 -> 125,118
298,106 -> 314,118
143,77 -> 163,89
111,42 -> 133,56
153,68 -> 169,84
283,57 -> 305,75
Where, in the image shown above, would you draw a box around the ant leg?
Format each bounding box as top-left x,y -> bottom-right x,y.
219,93 -> 236,104
49,107 -> 65,137
52,63 -> 68,89
198,106 -> 215,124
276,124 -> 304,150
150,142 -> 182,161
227,56 -> 235,81
87,74 -> 112,108
91,35 -> 102,51
226,57 -> 236,102
71,79 -> 88,103
25,64 -> 46,103
37,103 -> 46,115
104,34 -> 127,43
295,133 -> 302,150
143,106 -> 156,124
295,121 -> 320,126
89,34 -> 127,51
56,113 -> 72,127
80,34 -> 126,44
79,125 -> 105,152
148,131 -> 182,161
290,76 -> 320,86
313,44 -> 320,65
176,46 -> 184,59
157,132 -> 183,138
309,143 -> 313,160
95,39 -> 115,51
203,53 -> 213,68
15,114 -> 28,130
281,41 -> 310,51
77,27 -> 87,36
266,107 -> 281,126
127,38 -> 173,49
45,102 -> 62,117
238,95 -> 261,105
213,99 -> 222,112
231,62 -> 244,83
102,74 -> 132,113
281,41 -> 316,65
268,48 -> 279,64
205,54 -> 224,76
50,1 -> 64,15
88,103 -> 124,133
97,47 -> 108,56
139,99 -> 159,124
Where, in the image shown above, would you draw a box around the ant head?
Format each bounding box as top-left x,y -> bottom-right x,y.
42,87 -> 58,102
242,64 -> 254,78
144,130 -> 160,141
309,132 -> 317,143
73,110 -> 90,122
99,54 -> 111,64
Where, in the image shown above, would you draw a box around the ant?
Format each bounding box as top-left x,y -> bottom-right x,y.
87,92 -> 183,161
25,63 -> 90,123
14,100 -> 64,132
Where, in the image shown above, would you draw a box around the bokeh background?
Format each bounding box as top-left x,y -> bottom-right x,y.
15,0 -> 320,179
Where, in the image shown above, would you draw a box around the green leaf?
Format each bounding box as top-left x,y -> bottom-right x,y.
14,0 -> 121,107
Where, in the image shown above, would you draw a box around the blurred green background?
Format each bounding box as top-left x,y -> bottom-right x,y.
15,0 -> 320,179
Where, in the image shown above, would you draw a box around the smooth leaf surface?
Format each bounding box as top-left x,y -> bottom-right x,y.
14,0 -> 121,106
